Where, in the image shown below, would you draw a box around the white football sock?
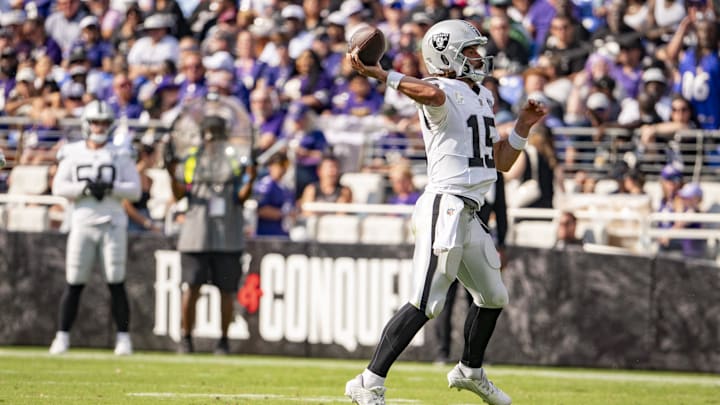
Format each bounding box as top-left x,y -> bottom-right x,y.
459,362 -> 484,380
361,369 -> 386,388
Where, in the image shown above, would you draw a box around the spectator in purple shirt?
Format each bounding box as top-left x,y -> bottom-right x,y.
254,152 -> 295,238
609,36 -> 644,100
250,86 -> 287,153
280,49 -> 332,112
106,72 -> 142,119
284,103 -> 329,199
513,0 -> 557,57
177,51 -> 207,104
235,29 -> 267,92
660,182 -> 707,258
331,72 -> 384,116
44,0 -> 88,54
21,12 -> 63,65
67,16 -> 114,70
386,161 -> 421,205
259,32 -> 294,90
2,10 -> 32,63
0,48 -> 17,114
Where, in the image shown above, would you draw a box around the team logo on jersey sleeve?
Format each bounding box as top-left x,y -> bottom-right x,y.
431,33 -> 450,51
454,91 -> 465,104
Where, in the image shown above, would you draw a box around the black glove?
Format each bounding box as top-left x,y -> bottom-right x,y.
84,181 -> 113,201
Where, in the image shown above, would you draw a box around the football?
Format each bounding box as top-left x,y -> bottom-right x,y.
348,25 -> 386,65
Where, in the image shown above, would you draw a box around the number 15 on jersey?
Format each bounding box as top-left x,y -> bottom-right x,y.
466,115 -> 495,169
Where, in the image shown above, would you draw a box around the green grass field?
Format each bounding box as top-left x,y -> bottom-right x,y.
1,347 -> 718,405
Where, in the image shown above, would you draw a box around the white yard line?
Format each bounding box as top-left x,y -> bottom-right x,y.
126,392 -> 421,403
484,368 -> 720,387
2,349 -> 718,387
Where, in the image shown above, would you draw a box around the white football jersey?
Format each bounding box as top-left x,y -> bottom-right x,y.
53,141 -> 141,228
417,77 -> 499,205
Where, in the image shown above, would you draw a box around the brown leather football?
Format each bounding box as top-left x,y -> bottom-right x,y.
348,25 -> 386,65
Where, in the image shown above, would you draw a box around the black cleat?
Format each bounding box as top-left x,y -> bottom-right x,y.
214,337 -> 230,356
178,336 -> 194,354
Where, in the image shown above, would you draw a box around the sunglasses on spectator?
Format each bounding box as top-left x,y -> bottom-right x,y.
671,105 -> 689,112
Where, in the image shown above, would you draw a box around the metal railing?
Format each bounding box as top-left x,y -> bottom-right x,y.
0,116 -> 167,170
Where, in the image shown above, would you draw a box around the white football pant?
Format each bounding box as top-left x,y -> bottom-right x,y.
66,222 -> 127,284
409,193 -> 508,319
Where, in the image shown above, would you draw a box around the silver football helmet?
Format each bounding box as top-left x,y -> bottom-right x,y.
421,19 -> 493,82
81,100 -> 115,144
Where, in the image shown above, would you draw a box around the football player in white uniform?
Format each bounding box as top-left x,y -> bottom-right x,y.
345,20 -> 547,405
49,100 -> 142,356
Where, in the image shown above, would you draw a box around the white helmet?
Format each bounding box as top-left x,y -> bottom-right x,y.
81,100 -> 115,143
421,19 -> 492,82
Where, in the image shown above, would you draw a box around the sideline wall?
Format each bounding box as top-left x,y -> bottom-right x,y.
0,231 -> 717,373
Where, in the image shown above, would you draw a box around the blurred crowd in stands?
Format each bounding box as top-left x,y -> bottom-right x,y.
0,0 -> 719,258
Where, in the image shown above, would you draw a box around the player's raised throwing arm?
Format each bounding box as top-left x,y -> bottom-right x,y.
347,51 -> 446,107
493,98 -> 548,172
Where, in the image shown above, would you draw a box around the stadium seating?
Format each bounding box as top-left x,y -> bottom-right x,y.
6,206 -> 49,232
340,172 -> 386,204
507,220 -> 557,248
315,214 -> 361,243
8,165 -> 49,195
360,215 -> 407,244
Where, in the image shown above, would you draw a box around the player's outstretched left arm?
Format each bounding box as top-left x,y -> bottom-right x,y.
494,98 -> 548,172
347,51 -> 445,107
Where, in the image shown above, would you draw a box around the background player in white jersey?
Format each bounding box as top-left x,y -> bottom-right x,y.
49,100 -> 142,356
344,20 -> 547,405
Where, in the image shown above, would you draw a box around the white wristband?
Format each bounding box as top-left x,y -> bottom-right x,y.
508,129 -> 528,150
387,70 -> 405,90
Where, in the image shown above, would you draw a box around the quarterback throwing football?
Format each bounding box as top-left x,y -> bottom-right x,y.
345,20 -> 547,405
49,100 -> 141,356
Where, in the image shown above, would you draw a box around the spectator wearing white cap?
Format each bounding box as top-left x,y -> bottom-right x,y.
143,0 -> 191,39
1,10 -> 28,54
126,13 -> 179,81
340,0 -> 368,36
4,67 -> 37,116
250,17 -> 280,65
44,0 -> 89,54
66,15 -> 113,70
60,81 -> 88,117
617,66 -> 672,127
282,4 -> 314,59
203,50 -> 249,107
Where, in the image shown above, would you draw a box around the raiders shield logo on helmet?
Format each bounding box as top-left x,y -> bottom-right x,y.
431,32 -> 450,51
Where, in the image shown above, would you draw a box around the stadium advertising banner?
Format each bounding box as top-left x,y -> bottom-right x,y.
151,241 -> 425,358
0,231 -> 718,372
